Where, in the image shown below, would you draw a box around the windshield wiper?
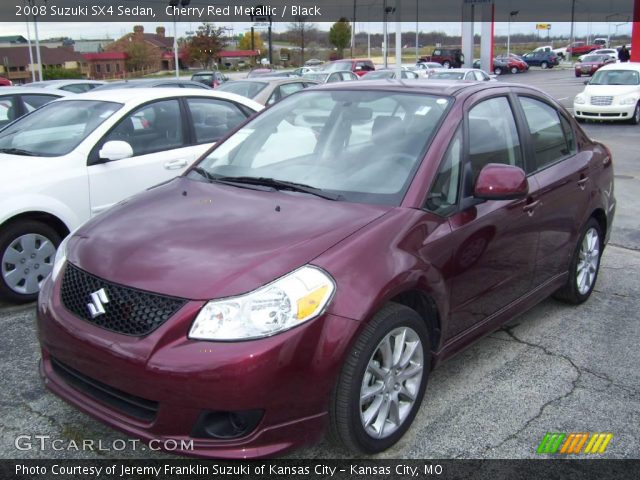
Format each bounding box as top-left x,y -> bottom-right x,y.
0,148 -> 37,156
215,176 -> 343,201
191,166 -> 216,182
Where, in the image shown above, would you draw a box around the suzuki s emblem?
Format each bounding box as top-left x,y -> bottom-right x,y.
87,288 -> 109,318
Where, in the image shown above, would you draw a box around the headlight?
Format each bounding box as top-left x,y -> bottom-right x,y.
574,95 -> 586,105
619,97 -> 638,105
50,234 -> 70,282
189,265 -> 335,341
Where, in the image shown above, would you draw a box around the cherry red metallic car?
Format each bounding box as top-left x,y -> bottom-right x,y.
37,81 -> 615,459
574,54 -> 616,77
495,55 -> 527,74
0,77 -> 12,87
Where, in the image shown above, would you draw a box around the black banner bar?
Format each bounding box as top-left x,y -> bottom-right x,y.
0,0 -> 637,23
3,459 -> 640,480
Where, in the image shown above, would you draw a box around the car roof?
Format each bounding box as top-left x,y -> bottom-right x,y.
48,88 -> 263,110
227,77 -> 318,85
599,62 -> 640,71
0,87 -> 72,96
313,79 -> 508,96
24,79 -> 105,87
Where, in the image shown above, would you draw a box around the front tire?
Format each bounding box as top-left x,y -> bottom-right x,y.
329,303 -> 430,454
510,66 -> 519,74
494,67 -> 503,75
0,221 -> 61,303
541,61 -> 549,69
442,61 -> 451,69
629,102 -> 640,125
553,218 -> 602,304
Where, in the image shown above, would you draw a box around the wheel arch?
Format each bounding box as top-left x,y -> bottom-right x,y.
1,211 -> 70,240
590,207 -> 607,240
388,290 -> 442,354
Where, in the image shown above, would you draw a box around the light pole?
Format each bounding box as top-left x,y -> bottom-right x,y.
507,10 -> 518,57
169,0 -> 190,79
26,0 -> 43,82
415,0 -> 419,62
24,13 -> 36,82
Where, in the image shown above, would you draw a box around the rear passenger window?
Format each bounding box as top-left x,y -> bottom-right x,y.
467,97 -> 523,193
519,97 -> 574,170
187,98 -> 247,144
279,82 -> 305,98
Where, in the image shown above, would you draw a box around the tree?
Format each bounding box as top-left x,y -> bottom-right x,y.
329,18 -> 352,59
288,18 -> 317,64
125,42 -> 160,72
238,31 -> 264,51
187,22 -> 227,70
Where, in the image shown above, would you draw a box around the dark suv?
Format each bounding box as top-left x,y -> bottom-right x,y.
521,51 -> 560,69
420,48 -> 464,68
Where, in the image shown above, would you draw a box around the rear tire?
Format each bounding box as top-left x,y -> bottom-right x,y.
510,66 -> 519,74
442,61 -> 451,69
329,303 -> 430,454
494,67 -> 503,75
0,221 -> 61,303
541,61 -> 549,69
553,218 -> 602,304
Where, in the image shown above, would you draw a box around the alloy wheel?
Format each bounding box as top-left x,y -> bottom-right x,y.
359,327 -> 424,439
576,227 -> 600,295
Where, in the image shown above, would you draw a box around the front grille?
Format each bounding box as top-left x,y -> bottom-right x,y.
51,357 -> 158,423
590,96 -> 613,106
60,263 -> 187,336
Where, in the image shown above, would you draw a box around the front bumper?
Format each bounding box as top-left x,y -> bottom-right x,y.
37,273 -> 361,459
573,102 -> 636,121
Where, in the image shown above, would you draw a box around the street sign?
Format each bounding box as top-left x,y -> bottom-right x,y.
536,23 -> 551,30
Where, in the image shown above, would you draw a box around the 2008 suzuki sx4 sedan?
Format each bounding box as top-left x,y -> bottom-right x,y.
37,80 -> 615,458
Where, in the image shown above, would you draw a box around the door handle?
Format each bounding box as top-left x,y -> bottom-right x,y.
523,200 -> 541,216
577,176 -> 589,190
163,159 -> 188,170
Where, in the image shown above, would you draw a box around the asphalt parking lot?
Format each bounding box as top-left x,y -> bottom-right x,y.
1,68 -> 638,460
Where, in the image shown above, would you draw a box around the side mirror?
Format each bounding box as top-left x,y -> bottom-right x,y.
583,80 -> 589,85
474,163 -> 528,200
98,140 -> 133,161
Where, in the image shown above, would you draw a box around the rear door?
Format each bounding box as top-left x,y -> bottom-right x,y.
513,93 -> 589,287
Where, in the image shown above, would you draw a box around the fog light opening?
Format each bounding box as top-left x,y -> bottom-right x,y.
191,410 -> 264,439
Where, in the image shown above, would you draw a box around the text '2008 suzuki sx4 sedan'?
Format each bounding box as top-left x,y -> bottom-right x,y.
37,80 -> 615,458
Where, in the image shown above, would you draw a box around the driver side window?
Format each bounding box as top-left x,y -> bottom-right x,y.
102,99 -> 185,158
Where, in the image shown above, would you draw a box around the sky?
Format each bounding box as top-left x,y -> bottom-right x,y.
0,21 -> 633,42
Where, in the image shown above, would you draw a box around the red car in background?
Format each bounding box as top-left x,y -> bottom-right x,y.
566,42 -> 599,56
38,81 -> 615,459
574,54 -> 616,77
0,77 -> 12,86
320,58 -> 375,76
495,55 -> 528,73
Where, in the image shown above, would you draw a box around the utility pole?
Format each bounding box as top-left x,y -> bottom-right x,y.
415,0 -> 419,61
169,0 -> 191,79
351,0 -> 356,58
568,0 -> 576,62
25,16 -> 36,82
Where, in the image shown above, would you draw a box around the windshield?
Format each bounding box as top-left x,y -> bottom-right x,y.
191,90 -> 452,206
590,69 -> 640,85
363,71 -> 394,79
303,73 -> 329,82
321,61 -> 352,72
216,81 -> 267,98
0,100 -> 121,156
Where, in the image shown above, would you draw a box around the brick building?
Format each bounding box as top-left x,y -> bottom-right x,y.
106,25 -> 176,73
82,52 -> 127,80
0,46 -> 86,84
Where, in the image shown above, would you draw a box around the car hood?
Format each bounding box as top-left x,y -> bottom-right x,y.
69,177 -> 390,300
583,84 -> 640,96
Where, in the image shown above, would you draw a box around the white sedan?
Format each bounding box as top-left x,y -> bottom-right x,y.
0,88 -> 262,302
573,62 -> 640,124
